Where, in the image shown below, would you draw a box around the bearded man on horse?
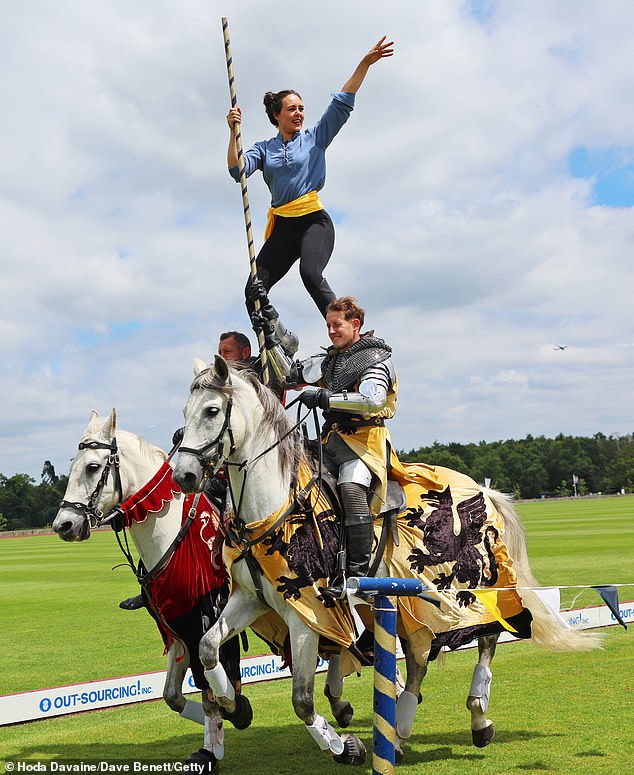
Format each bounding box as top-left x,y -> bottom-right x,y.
253,287 -> 395,598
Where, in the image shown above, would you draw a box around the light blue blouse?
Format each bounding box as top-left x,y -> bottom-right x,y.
229,92 -> 355,207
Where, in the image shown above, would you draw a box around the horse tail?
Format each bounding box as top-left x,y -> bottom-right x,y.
485,488 -> 602,652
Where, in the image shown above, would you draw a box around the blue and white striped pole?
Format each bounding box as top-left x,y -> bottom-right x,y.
348,578 -> 439,775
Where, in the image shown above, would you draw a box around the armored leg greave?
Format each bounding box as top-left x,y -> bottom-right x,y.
339,482 -> 373,578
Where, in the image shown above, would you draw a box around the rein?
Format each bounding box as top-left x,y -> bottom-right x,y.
137,491 -> 204,587
224,400 -> 311,516
224,402 -> 324,606
222,395 -> 317,527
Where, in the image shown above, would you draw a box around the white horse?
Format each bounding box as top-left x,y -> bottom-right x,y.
52,410 -> 248,771
172,357 -> 600,766
52,409 -> 352,771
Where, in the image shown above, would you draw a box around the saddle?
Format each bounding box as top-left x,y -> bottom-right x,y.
305,438 -> 406,577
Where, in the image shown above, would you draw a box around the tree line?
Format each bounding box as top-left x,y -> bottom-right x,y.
400,432 -> 634,499
0,462 -> 69,532
1,433 -> 633,531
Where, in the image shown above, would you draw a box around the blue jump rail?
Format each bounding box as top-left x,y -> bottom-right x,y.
347,576 -> 442,608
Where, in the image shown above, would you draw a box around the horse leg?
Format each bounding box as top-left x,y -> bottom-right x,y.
199,586 -> 267,727
288,618 -> 366,765
162,641 -> 191,716
467,633 -> 498,747
324,652 -> 354,728
183,699 -> 223,774
163,644 -> 211,729
159,642 -> 220,772
395,639 -> 426,764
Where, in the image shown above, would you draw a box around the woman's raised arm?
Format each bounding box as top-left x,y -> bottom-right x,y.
341,36 -> 394,94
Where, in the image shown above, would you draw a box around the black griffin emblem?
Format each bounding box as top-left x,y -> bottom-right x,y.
263,507 -> 339,606
407,486 -> 498,590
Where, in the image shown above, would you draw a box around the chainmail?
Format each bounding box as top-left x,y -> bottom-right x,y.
320,333 -> 392,392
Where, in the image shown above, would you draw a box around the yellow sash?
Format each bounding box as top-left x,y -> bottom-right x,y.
264,190 -> 324,241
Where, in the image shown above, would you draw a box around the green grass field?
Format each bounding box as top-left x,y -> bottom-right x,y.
1,496 -> 633,773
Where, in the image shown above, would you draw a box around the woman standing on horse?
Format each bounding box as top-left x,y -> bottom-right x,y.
226,36 -> 394,319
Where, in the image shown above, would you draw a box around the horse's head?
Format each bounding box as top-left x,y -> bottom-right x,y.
173,354 -> 302,503
52,409 -> 123,541
173,355 -> 248,493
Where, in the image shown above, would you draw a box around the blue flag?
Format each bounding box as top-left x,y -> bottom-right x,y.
592,585 -> 627,630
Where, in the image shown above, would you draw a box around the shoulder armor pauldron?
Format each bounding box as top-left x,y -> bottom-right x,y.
301,354 -> 325,384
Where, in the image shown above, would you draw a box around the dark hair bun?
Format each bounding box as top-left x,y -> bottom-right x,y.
263,92 -> 279,126
262,90 -> 301,128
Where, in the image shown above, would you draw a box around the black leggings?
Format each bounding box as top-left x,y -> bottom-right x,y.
246,209 -> 336,318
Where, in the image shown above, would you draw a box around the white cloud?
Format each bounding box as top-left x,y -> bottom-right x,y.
1,0 -> 634,477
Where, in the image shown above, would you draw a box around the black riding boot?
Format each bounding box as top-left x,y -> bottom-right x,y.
345,521 -> 373,578
323,520 -> 373,599
119,593 -> 145,610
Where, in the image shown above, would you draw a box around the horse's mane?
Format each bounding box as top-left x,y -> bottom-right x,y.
129,432 -> 166,461
191,365 -> 304,480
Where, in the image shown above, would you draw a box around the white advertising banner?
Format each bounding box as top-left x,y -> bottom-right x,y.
1,601 -> 631,727
0,652 -> 328,727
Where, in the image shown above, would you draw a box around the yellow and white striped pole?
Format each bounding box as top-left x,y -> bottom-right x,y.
221,17 -> 270,386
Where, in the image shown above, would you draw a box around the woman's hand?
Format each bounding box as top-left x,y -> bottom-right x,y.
227,107 -> 242,167
227,106 -> 242,129
342,36 -> 395,93
362,36 -> 395,67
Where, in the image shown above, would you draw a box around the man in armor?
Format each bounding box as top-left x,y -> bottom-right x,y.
252,287 -> 396,598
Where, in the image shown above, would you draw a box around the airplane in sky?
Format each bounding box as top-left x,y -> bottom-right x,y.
554,345 -> 568,351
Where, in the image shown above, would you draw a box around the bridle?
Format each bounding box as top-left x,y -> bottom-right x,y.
58,438 -> 123,531
59,433 -> 204,586
178,382 -> 289,524
177,387 -> 237,481
177,379 -> 312,511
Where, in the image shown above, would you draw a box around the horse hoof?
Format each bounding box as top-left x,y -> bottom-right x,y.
472,723 -> 495,748
184,749 -> 217,773
220,693 -> 253,730
332,733 -> 366,765
395,744 -> 404,765
334,701 -> 354,729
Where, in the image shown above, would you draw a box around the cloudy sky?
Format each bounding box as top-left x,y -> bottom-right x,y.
2,0 -> 633,480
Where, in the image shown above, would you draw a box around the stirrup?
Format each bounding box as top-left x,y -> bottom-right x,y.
321,574 -> 347,600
